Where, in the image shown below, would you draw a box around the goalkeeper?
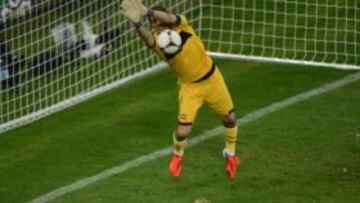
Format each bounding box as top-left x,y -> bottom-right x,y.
121,0 -> 240,180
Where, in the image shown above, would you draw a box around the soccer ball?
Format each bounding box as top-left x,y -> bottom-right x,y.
157,29 -> 182,55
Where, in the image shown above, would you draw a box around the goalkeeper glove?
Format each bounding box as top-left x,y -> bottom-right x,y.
120,0 -> 148,23
133,0 -> 148,17
120,0 -> 141,23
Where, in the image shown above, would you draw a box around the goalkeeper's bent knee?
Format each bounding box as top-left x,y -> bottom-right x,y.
222,110 -> 237,128
176,124 -> 192,138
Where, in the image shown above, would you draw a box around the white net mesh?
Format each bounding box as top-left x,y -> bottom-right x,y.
202,0 -> 359,69
0,0 -> 202,132
0,0 -> 358,133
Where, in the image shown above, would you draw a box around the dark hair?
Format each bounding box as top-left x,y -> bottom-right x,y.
149,5 -> 170,13
148,5 -> 173,28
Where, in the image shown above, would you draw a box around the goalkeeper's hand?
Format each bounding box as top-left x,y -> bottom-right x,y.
120,0 -> 148,23
134,0 -> 148,17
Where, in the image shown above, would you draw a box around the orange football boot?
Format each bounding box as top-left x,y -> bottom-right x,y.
223,149 -> 241,180
169,154 -> 183,177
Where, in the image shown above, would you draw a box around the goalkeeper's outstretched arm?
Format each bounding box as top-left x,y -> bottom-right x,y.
136,9 -> 178,48
120,0 -> 155,47
148,9 -> 178,27
135,25 -> 155,48
120,0 -> 178,47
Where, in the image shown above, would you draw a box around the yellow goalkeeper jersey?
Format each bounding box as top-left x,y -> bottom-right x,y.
152,15 -> 213,83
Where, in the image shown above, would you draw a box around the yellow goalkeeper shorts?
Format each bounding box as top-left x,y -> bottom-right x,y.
178,66 -> 234,125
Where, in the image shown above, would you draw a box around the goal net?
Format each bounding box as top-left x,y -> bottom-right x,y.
0,0 -> 358,133
202,0 -> 359,70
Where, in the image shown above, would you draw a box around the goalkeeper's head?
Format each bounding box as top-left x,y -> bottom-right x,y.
148,5 -> 173,31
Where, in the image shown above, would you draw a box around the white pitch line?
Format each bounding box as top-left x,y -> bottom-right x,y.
28,71 -> 360,203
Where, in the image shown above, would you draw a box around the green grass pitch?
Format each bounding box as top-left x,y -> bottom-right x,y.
0,59 -> 359,202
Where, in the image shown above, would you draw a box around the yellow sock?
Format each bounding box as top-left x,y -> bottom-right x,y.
224,125 -> 238,156
173,133 -> 186,156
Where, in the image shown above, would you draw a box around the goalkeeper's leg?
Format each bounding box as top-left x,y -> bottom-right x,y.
169,124 -> 192,177
169,82 -> 203,177
222,110 -> 238,156
205,68 -> 241,180
173,125 -> 192,156
222,110 -> 241,180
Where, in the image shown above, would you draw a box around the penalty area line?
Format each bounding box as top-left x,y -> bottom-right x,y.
28,71 -> 360,203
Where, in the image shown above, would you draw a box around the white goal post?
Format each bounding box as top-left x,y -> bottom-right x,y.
0,0 -> 359,133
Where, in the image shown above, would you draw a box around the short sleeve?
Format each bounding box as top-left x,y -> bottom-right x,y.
175,14 -> 196,35
175,15 -> 188,27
